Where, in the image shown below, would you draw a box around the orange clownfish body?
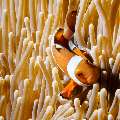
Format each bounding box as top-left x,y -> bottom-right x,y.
51,11 -> 100,99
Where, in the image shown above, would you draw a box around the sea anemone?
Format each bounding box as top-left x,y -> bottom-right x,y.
0,0 -> 120,120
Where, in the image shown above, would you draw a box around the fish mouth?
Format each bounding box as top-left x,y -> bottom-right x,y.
60,80 -> 92,101
60,80 -> 83,99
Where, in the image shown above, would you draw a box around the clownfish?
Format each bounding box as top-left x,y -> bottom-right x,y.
51,11 -> 100,99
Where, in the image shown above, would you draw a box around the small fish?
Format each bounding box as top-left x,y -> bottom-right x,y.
51,11 -> 100,99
